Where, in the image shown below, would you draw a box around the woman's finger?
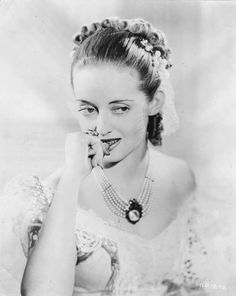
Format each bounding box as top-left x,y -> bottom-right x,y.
86,134 -> 109,155
88,147 -> 96,156
83,134 -> 106,168
91,142 -> 104,168
91,153 -> 99,168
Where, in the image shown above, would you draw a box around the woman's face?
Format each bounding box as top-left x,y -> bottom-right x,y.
72,63 -> 153,165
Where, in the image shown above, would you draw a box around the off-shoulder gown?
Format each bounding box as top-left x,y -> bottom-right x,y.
0,169 -> 235,295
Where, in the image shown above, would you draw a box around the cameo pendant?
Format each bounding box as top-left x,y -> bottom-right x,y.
125,199 -> 143,224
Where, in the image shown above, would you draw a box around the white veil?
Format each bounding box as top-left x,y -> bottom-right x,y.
159,77 -> 180,136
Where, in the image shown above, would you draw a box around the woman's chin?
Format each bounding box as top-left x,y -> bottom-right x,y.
103,158 -> 118,169
102,153 -> 122,168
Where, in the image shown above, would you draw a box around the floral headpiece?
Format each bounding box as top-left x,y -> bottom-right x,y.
72,17 -> 172,81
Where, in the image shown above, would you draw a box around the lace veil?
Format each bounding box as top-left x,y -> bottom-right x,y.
159,77 -> 180,136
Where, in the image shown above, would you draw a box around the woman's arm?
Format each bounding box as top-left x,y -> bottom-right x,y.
21,132 -> 105,296
21,168 -> 82,296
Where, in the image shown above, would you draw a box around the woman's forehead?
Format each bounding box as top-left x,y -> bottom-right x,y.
73,63 -> 144,103
73,63 -> 139,84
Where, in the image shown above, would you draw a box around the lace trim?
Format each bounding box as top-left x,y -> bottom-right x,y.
2,174 -> 53,257
75,229 -> 102,264
182,216 -> 208,287
74,228 -> 120,294
168,194 -> 209,289
26,221 -> 42,257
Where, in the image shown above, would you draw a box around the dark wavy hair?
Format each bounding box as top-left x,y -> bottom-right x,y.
71,26 -> 169,145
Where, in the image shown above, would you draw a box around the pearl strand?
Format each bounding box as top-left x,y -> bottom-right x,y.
92,166 -> 153,222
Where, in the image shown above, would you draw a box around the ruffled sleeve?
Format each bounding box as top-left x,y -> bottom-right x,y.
3,175 -> 53,256
0,174 -> 53,296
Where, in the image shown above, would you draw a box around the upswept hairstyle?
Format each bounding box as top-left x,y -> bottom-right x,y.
71,18 -> 172,145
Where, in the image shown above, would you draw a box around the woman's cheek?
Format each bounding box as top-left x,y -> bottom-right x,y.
125,111 -> 148,138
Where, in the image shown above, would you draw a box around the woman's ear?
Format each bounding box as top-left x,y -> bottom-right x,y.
148,90 -> 165,116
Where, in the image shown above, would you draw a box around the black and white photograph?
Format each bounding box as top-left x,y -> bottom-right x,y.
0,1 -> 236,295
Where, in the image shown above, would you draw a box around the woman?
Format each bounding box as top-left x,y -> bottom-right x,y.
0,17 -> 231,296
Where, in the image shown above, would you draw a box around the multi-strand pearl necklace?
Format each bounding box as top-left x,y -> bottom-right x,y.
92,166 -> 153,224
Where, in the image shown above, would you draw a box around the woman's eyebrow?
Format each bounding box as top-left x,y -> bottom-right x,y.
75,99 -> 97,109
109,99 -> 134,104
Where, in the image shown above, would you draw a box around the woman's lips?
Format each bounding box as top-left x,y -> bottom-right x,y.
101,138 -> 121,152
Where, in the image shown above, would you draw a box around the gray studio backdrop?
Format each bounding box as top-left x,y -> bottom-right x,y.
0,0 -> 235,211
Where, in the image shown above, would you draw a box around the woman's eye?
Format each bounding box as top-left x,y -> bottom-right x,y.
112,106 -> 130,114
78,107 -> 96,115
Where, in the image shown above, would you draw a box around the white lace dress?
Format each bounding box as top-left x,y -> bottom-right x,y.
0,174 -> 235,296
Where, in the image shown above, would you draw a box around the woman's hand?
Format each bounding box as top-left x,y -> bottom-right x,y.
65,132 -> 107,178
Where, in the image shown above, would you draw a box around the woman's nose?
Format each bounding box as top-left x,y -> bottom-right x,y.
95,113 -> 112,137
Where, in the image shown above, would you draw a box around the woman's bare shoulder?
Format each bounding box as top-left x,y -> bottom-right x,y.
149,147 -> 196,200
